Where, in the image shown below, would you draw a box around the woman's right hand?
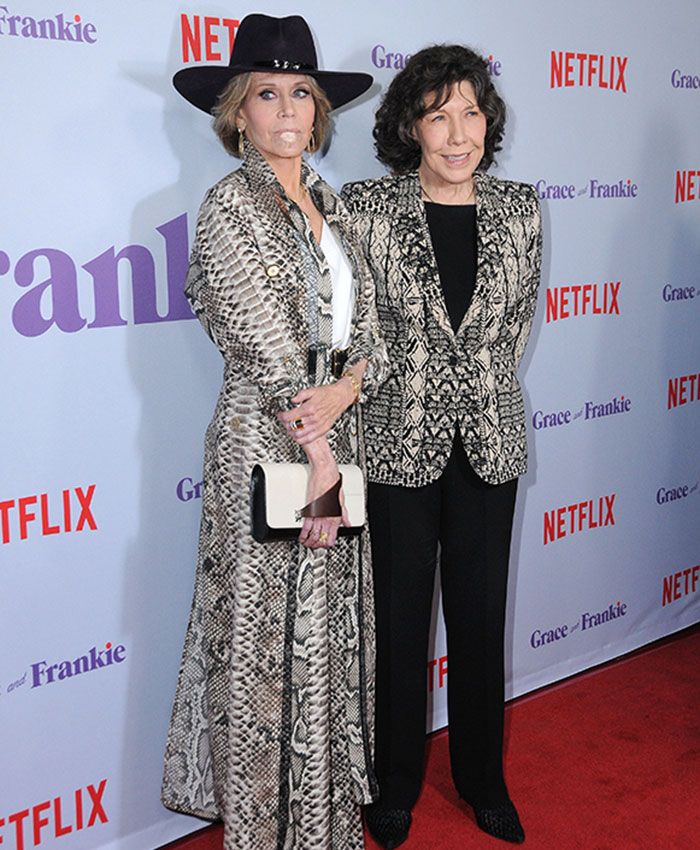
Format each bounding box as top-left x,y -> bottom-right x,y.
299,456 -> 349,549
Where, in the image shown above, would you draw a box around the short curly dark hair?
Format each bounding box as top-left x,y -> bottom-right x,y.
374,44 -> 506,174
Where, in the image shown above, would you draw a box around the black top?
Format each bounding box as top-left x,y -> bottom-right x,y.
424,202 -> 477,334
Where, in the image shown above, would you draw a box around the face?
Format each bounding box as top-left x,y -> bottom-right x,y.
412,80 -> 487,188
237,72 -> 316,165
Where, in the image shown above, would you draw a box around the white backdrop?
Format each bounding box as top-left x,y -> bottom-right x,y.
1,1 -> 698,848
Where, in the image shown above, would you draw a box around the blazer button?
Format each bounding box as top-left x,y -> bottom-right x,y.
266,264 -> 280,278
230,416 -> 241,429
449,355 -> 458,367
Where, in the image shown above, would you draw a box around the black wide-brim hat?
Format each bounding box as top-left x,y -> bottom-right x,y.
173,13 -> 373,114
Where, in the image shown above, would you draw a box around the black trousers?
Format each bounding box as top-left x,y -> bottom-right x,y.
367,434 -> 518,810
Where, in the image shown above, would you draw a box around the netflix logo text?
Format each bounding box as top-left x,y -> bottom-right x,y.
546,281 -> 620,323
662,566 -> 699,607
0,781 -> 107,848
543,494 -> 616,545
550,51 -> 628,91
427,655 -> 448,692
0,485 -> 96,545
675,170 -> 700,203
180,13 -> 239,62
667,373 -> 700,409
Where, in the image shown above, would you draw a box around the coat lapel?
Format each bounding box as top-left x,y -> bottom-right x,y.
306,164 -> 376,342
394,172 -> 509,349
395,174 -> 455,338
457,171 -> 507,351
237,144 -> 312,353
240,141 -> 299,258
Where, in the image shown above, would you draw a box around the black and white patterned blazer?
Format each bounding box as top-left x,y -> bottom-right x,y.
341,170 -> 542,487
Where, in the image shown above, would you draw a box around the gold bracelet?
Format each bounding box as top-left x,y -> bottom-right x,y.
341,369 -> 361,404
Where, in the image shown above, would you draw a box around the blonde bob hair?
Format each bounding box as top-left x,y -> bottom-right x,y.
213,73 -> 332,158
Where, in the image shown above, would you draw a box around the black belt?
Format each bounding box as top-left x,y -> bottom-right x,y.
307,347 -> 348,380
330,348 -> 348,378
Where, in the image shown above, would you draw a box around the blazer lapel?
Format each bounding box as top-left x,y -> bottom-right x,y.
396,174 -> 455,338
457,171 -> 507,351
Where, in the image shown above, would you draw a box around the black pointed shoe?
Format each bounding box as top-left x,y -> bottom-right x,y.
364,806 -> 412,849
473,800 -> 525,844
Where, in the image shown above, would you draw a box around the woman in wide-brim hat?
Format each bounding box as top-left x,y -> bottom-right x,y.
161,13 -> 388,850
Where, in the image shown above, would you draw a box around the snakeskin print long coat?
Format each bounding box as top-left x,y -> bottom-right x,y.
341,171 -> 542,487
162,143 -> 388,850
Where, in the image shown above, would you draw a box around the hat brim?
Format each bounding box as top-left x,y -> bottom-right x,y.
173,65 -> 373,114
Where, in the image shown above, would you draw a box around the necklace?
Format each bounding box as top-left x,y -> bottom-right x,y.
276,182 -> 308,212
288,181 -> 309,207
420,177 -> 475,206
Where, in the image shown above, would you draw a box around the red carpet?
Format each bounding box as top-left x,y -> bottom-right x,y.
162,626 -> 700,850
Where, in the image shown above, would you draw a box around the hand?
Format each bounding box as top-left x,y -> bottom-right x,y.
278,380 -> 355,445
299,462 -> 351,550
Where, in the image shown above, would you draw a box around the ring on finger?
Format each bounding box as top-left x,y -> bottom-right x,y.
319,531 -> 329,542
290,418 -> 304,431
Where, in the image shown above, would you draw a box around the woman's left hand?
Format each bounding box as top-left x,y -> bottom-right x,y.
278,380 -> 355,445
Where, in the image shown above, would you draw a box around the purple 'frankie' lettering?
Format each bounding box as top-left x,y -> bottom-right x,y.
55,13 -> 76,41
83,244 -> 159,327
12,249 -> 86,336
6,213 -> 194,336
157,213 -> 195,321
21,17 -> 38,37
37,19 -> 57,39
83,214 -> 194,327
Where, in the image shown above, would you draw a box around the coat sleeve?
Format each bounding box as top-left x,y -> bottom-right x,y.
340,183 -> 390,401
512,186 -> 543,368
185,184 -> 306,415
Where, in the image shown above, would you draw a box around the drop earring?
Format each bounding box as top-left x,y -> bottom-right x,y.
307,128 -> 316,152
237,127 -> 245,158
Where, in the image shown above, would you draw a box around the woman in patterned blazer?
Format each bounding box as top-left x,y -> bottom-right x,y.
342,45 -> 542,847
162,15 -> 389,850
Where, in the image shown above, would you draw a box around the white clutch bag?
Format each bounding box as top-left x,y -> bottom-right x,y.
250,462 -> 365,543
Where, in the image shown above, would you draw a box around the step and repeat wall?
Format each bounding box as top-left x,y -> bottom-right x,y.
1,0 -> 698,847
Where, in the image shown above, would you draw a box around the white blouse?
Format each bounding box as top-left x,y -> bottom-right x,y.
320,222 -> 355,350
